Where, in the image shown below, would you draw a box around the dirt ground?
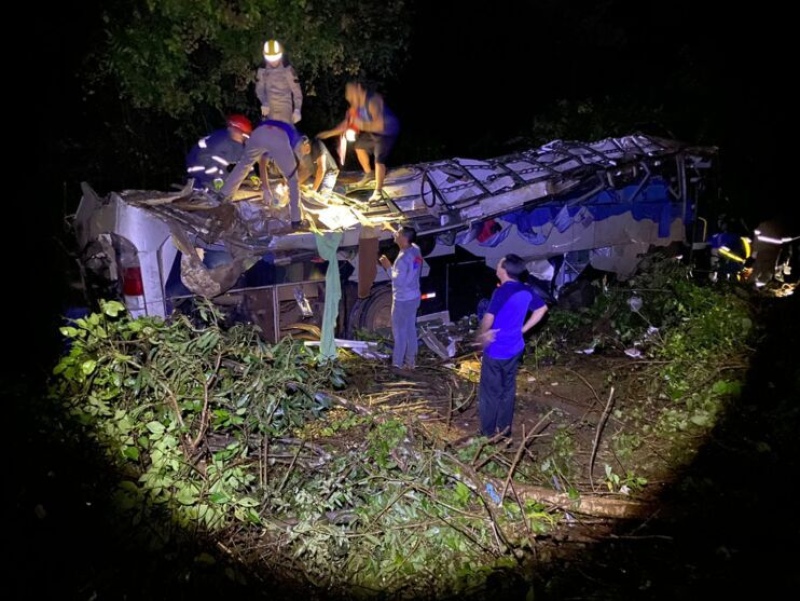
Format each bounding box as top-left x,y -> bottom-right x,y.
336,327 -> 675,495
341,347 -> 611,446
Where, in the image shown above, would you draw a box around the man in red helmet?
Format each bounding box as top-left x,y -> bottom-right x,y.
186,114 -> 254,191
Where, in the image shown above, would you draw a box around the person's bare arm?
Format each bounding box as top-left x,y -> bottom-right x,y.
258,155 -> 268,187
476,312 -> 497,348
258,155 -> 274,203
312,151 -> 325,192
521,305 -> 548,334
316,119 -> 348,139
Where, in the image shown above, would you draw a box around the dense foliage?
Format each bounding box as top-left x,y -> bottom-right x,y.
47,259 -> 763,598
91,0 -> 411,121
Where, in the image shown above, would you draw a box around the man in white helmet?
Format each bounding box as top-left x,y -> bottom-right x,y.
256,39 -> 303,125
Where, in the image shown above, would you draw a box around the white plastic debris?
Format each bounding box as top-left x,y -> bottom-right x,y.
304,338 -> 389,359
576,338 -> 599,354
627,296 -> 643,312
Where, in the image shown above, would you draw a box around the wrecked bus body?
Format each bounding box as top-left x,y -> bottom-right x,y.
71,133 -> 716,341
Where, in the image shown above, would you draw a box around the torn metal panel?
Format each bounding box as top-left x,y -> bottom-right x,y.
71,133 -> 717,322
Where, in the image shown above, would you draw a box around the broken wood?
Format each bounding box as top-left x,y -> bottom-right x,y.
589,386 -> 616,491
487,476 -> 651,519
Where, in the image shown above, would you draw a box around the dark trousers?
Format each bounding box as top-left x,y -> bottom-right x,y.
478,352 -> 523,437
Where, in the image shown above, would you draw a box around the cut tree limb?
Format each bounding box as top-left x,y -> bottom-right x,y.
487,476 -> 652,519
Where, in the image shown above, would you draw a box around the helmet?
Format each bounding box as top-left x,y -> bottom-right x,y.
226,114 -> 253,135
263,39 -> 283,62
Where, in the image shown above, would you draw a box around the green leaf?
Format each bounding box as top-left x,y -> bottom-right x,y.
453,481 -> 471,505
146,421 -> 166,436
102,300 -> 126,317
209,492 -> 231,505
176,486 -> 199,505
194,552 -> 216,566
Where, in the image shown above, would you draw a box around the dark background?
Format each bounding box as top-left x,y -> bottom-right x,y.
42,1 -> 789,224
17,4 -> 799,599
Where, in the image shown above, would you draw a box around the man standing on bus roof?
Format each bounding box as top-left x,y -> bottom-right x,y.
256,39 -> 303,126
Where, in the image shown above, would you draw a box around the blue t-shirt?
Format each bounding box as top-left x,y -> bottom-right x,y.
485,280 -> 546,359
360,92 -> 400,136
258,119 -> 304,148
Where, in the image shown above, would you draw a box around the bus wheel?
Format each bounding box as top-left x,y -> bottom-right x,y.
352,285 -> 393,336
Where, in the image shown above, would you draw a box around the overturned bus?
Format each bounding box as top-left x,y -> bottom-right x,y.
71,132 -> 717,342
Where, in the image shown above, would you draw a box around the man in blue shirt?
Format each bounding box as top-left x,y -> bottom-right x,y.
218,119 -> 309,230
477,254 -> 549,438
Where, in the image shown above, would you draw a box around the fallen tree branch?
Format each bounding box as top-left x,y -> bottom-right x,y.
565,366 -> 602,406
589,386 -> 616,491
276,440 -> 305,494
489,476 -> 650,519
189,351 -> 223,452
322,392 -> 374,415
441,446 -> 651,520
499,410 -> 553,502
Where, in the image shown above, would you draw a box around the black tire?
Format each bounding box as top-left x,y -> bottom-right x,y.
353,285 -> 393,335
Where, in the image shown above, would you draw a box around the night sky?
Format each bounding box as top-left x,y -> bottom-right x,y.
394,1 -> 788,226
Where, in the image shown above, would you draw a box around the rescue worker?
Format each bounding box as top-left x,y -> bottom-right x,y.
218,119 -> 309,231
185,114 -> 253,191
297,137 -> 340,199
256,39 -> 303,125
707,215 -> 751,282
317,81 -> 400,202
748,216 -> 799,288
707,229 -> 751,282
